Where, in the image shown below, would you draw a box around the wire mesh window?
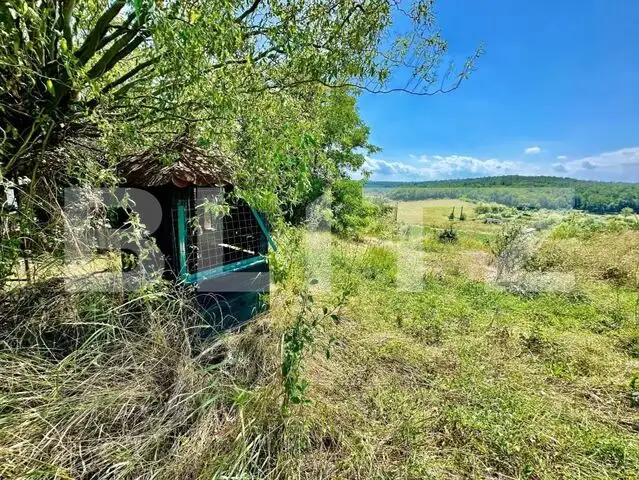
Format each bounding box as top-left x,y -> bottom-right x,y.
178,188 -> 266,273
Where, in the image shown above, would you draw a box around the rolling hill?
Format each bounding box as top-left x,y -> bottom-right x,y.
365,175 -> 639,213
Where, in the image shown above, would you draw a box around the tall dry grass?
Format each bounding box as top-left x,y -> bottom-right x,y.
0,279 -> 289,479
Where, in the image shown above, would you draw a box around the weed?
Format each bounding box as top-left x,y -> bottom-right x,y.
5,203 -> 639,479
521,323 -> 556,355
617,330 -> 639,358
629,374 -> 639,408
281,288 -> 345,409
437,227 -> 458,243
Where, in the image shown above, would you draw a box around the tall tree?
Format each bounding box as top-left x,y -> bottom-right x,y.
0,0 -> 480,282
1,0 -> 480,181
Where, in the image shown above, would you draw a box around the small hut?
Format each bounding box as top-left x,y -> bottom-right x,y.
117,137 -> 274,330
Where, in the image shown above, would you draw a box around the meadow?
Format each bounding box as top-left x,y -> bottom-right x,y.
280,199 -> 639,478
4,2 -> 636,478
2,198 -> 639,479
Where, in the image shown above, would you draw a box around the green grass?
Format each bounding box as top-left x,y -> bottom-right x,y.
3,205 -> 639,479
395,198 -> 502,235
285,208 -> 639,478
299,247 -> 639,478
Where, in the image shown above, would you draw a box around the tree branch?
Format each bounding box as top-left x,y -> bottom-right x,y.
236,0 -> 262,22
102,34 -> 149,76
86,30 -> 143,79
95,14 -> 136,52
243,75 -> 467,96
75,0 -> 126,66
101,57 -> 157,95
61,0 -> 75,50
206,46 -> 283,71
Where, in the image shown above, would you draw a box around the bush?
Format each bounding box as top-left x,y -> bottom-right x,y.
331,179 -> 382,238
621,207 -> 635,217
438,227 -> 458,243
490,223 -> 543,282
491,223 -> 524,258
475,203 -> 510,215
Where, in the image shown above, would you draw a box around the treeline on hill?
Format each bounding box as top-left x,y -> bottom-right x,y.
367,176 -> 639,213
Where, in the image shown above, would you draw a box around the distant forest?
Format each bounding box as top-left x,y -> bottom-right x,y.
365,176 -> 639,213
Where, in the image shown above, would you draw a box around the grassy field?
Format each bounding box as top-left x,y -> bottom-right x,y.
396,199 -> 521,237
396,199 -> 479,226
3,200 -> 639,479
272,202 -> 639,478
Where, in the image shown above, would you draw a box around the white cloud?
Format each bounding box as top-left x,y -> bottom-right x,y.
363,158 -> 424,177
556,155 -> 568,160
554,147 -> 639,181
363,154 -> 532,181
524,146 -> 541,155
361,147 -> 639,182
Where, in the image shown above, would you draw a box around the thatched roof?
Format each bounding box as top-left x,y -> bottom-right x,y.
117,136 -> 235,188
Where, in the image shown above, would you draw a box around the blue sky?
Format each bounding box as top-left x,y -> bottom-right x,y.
358,0 -> 639,182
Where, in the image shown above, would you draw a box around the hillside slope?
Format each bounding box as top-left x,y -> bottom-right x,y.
366,176 -> 639,213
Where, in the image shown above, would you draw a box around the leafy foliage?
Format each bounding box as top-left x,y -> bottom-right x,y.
331,178 -> 382,237
1,0 -> 477,183
281,287 -> 346,409
0,0 -> 479,281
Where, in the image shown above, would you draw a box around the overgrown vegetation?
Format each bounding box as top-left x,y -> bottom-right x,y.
2,1 -> 639,479
437,226 -> 459,243
1,0 -> 479,281
3,198 -> 639,478
331,179 -> 387,238
0,281 -> 279,478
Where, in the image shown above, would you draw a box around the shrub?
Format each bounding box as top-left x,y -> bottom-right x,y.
491,223 -> 524,258
475,203 -> 510,215
331,179 -> 382,238
438,227 -> 458,243
549,214 -> 637,240
490,223 -> 542,281
621,207 -> 635,217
